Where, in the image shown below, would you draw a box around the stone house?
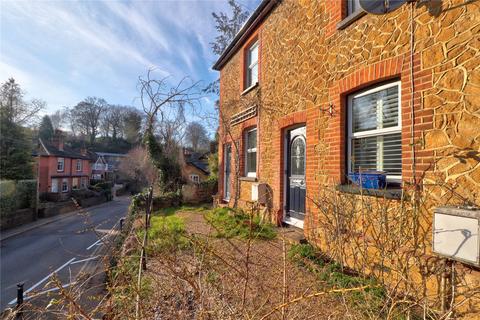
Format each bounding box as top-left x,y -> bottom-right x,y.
214,0 -> 479,315
179,148 -> 210,183
37,131 -> 91,199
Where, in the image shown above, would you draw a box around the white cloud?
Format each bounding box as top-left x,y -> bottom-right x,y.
0,0 -> 260,124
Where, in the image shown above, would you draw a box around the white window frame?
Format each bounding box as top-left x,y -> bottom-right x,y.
62,178 -> 69,193
347,81 -> 402,182
72,177 -> 79,190
244,128 -> 257,178
223,143 -> 232,201
245,41 -> 259,89
76,159 -> 82,171
189,174 -> 200,183
51,178 -> 58,193
57,157 -> 64,172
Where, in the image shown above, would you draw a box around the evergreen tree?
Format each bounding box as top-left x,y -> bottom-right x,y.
0,79 -> 34,180
39,115 -> 54,141
0,112 -> 33,180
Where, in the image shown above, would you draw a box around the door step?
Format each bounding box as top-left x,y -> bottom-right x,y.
280,224 -> 306,244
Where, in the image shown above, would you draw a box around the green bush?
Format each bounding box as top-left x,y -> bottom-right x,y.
0,179 -> 36,216
205,207 -> 276,240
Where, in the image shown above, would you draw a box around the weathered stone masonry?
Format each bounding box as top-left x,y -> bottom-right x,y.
215,0 -> 479,315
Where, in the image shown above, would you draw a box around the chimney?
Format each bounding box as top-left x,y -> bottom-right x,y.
51,129 -> 64,151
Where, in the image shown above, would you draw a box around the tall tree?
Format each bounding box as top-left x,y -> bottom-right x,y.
139,70 -> 202,191
38,115 -> 54,141
205,0 -> 250,94
0,79 -> 38,179
50,110 -> 65,130
101,105 -> 124,140
0,78 -> 45,125
69,97 -> 106,145
210,0 -> 250,56
123,108 -> 143,144
185,121 -> 210,152
0,114 -> 33,180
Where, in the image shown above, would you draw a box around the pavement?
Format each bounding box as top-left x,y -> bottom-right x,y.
0,196 -> 130,314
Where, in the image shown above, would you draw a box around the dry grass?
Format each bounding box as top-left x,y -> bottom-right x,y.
109,206 -> 388,320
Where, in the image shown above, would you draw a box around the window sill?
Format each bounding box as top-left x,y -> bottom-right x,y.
336,10 -> 367,30
239,176 -> 257,182
336,184 -> 404,200
241,82 -> 258,96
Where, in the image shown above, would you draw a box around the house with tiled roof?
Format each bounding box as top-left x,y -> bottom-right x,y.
213,0 -> 479,314
91,152 -> 127,182
180,148 -> 210,184
37,130 -> 91,198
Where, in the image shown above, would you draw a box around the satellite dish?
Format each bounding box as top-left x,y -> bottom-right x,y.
359,0 -> 407,15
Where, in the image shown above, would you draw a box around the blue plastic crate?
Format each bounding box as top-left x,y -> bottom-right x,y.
348,171 -> 387,189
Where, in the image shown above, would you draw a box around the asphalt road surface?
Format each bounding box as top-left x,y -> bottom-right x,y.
0,196 -> 130,312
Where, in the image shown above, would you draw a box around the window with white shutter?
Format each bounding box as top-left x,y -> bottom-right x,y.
347,81 -> 402,182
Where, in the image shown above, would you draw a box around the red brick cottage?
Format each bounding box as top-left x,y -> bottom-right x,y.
37,131 -> 91,198
214,0 -> 479,314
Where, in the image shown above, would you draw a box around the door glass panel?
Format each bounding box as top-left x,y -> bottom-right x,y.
290,137 -> 305,176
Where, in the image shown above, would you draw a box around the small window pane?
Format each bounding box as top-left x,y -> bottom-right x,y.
247,151 -> 257,173
352,86 -> 399,133
290,137 -> 305,176
248,43 -> 258,65
250,64 -> 258,85
245,129 -> 257,176
246,42 -> 259,88
247,130 -> 257,149
351,133 -> 402,176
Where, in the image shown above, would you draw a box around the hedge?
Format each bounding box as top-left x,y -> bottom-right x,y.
0,180 -> 37,216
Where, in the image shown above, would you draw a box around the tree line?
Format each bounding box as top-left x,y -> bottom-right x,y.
39,98 -> 143,151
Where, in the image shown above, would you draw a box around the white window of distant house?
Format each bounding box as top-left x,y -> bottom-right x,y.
62,178 -> 69,192
76,159 -> 82,171
347,81 -> 402,182
189,174 -> 199,183
51,178 -> 58,193
244,128 -> 257,177
347,0 -> 361,16
72,177 -> 79,190
57,158 -> 64,172
245,41 -> 259,89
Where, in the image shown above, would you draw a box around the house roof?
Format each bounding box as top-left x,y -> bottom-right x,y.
212,0 -> 278,71
186,152 -> 210,175
95,152 -> 128,157
38,138 -> 93,160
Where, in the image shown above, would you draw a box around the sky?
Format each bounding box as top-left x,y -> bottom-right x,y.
0,0 -> 259,131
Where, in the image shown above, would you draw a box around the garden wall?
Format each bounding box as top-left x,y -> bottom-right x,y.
182,181 -> 217,204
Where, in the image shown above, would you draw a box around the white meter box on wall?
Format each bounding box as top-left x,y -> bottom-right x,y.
432,207 -> 480,266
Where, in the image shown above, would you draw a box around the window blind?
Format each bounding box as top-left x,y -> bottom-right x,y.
349,83 -> 401,178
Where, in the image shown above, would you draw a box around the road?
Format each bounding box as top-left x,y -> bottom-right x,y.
0,196 -> 130,312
